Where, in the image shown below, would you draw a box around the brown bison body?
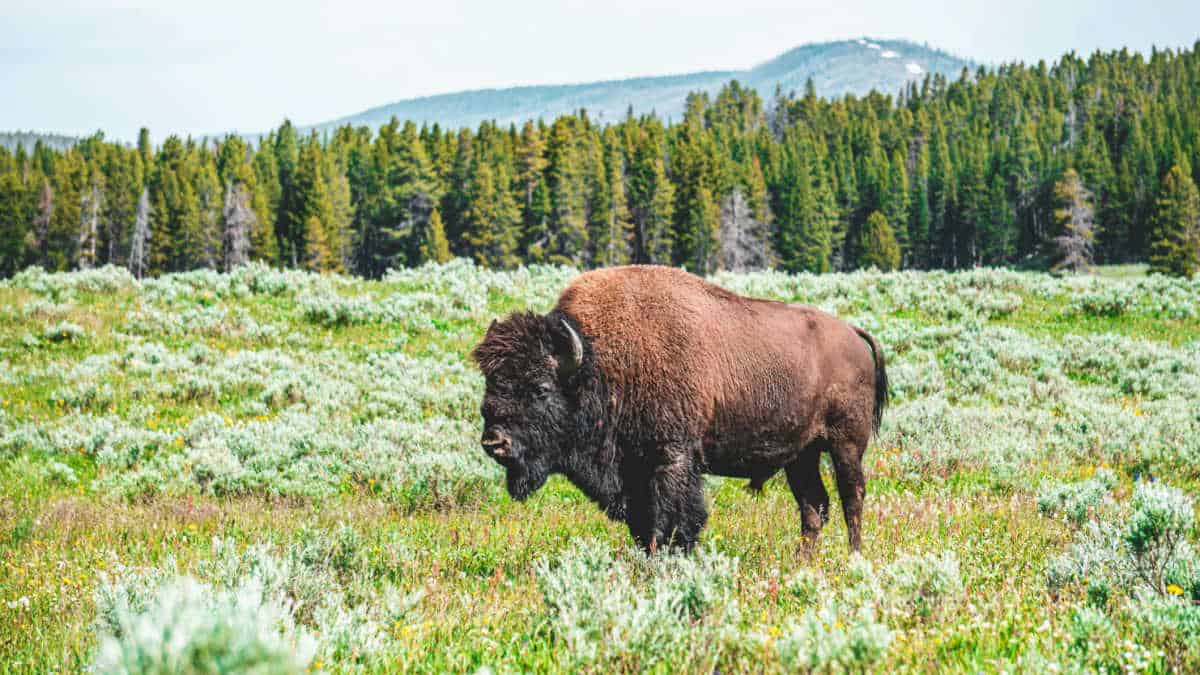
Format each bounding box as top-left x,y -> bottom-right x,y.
472,265 -> 887,554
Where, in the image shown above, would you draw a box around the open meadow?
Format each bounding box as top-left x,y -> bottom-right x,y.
1,261 -> 1199,673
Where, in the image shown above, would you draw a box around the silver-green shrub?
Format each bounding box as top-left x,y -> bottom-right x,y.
534,539 -> 740,669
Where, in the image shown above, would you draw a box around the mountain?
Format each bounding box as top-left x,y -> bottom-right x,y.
310,38 -> 972,133
0,131 -> 80,152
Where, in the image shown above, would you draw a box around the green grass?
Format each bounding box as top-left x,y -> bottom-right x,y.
1,262 -> 1198,673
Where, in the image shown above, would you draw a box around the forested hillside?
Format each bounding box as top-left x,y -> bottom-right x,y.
311,39 -> 969,133
1,42 -> 1199,279
0,131 -> 78,152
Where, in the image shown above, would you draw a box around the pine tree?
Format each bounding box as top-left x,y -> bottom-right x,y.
465,162 -> 521,268
0,169 -> 29,276
303,215 -> 332,272
546,117 -> 590,266
1148,165 -> 1200,277
928,115 -> 956,267
678,184 -> 720,274
250,138 -> 280,264
626,123 -> 674,264
642,157 -> 675,264
515,121 -> 548,221
193,160 -> 223,269
273,121 -> 302,266
671,111 -> 720,272
773,136 -> 833,273
1010,115 -> 1044,255
32,178 -> 53,267
593,138 -> 633,267
100,146 -> 140,266
858,211 -> 901,271
881,149 -> 910,260
325,168 -> 355,271
291,137 -> 339,272
419,207 -> 452,264
47,152 -> 85,271
909,138 -> 933,269
980,172 -> 1016,265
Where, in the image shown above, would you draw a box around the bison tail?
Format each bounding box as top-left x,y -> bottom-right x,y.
854,327 -> 889,436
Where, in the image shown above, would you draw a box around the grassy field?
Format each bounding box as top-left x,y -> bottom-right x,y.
1,261 -> 1198,673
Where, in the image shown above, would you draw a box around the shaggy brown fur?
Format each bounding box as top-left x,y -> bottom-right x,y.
472,265 -> 887,554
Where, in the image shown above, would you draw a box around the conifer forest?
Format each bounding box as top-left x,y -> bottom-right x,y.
3,43 -> 1199,280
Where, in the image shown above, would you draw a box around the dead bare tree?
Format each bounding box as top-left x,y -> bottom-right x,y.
129,188 -> 151,279
1052,168 -> 1095,273
221,180 -> 255,272
717,188 -> 774,272
77,176 -> 102,270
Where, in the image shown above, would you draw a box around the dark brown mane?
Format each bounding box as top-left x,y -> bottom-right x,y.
470,311 -> 545,376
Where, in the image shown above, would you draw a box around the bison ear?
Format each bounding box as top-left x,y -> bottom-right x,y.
550,316 -> 584,379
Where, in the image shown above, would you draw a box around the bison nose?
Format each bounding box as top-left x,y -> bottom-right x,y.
481,429 -> 512,458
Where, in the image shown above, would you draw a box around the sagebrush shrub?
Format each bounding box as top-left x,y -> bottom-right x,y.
535,539 -> 740,668
1037,467 -> 1118,525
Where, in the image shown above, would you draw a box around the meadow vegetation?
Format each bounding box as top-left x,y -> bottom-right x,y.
1,260 -> 1198,672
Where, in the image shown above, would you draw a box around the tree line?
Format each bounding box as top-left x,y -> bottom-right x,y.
2,42 -> 1199,280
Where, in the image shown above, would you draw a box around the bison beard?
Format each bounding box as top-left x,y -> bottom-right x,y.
472,266 -> 887,555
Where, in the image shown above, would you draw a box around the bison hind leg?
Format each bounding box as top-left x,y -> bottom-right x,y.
785,445 -> 830,559
831,439 -> 868,554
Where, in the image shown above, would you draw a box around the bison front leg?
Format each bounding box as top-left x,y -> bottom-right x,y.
644,445 -> 708,554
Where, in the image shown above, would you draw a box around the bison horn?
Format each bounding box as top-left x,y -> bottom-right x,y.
559,318 -> 583,376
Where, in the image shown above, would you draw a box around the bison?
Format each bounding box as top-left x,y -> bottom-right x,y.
471,265 -> 887,555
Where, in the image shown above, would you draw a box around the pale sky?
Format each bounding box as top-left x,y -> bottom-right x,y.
2,0 -> 1197,142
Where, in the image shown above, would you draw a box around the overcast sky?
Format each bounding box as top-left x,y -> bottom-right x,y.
2,0 -> 1197,142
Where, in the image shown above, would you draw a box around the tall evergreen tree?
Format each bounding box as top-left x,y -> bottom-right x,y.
0,169 -> 30,276
858,211 -> 901,271
465,163 -> 521,268
419,207 -> 452,264
881,149 -> 911,258
1148,165 -> 1200,277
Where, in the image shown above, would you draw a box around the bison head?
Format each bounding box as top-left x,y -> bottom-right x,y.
470,311 -> 585,500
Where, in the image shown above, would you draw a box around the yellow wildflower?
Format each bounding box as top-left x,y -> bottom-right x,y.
1166,584 -> 1184,596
